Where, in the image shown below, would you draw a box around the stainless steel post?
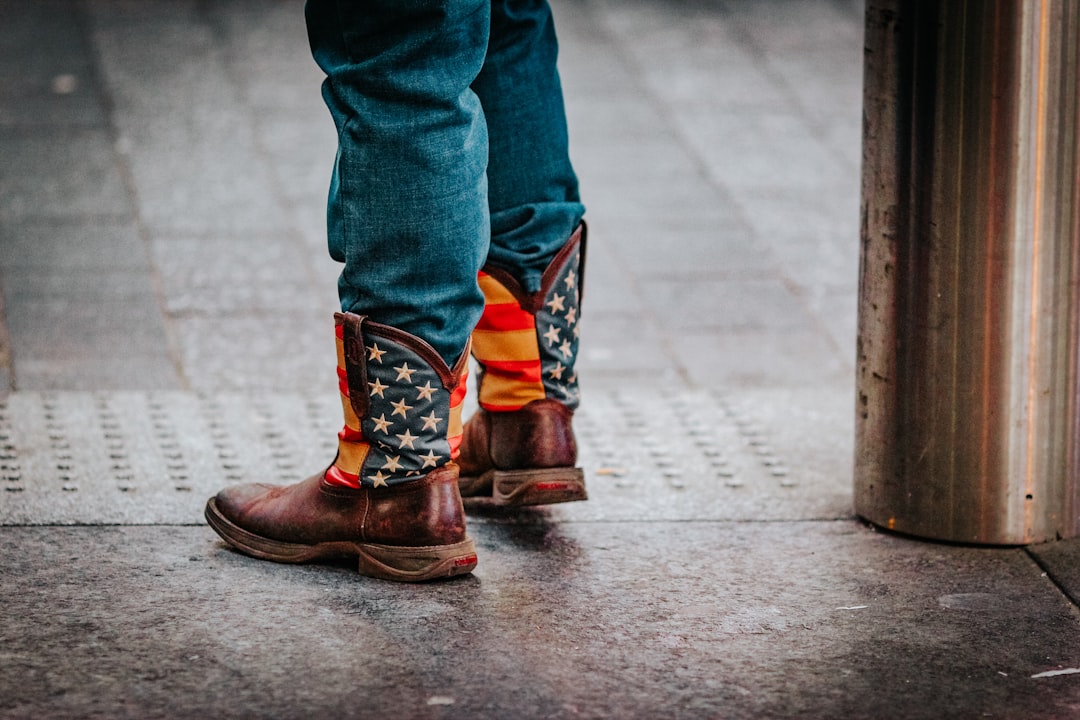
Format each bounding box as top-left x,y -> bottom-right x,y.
856,0 -> 1080,543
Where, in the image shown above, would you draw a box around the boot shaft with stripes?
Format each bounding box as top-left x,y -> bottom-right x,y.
459,223 -> 588,506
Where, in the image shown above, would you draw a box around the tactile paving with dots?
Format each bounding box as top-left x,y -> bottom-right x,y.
0,388 -> 853,525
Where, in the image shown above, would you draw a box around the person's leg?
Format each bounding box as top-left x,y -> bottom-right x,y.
458,0 -> 589,506
204,0 -> 490,580
473,0 -> 584,294
310,0 -> 491,366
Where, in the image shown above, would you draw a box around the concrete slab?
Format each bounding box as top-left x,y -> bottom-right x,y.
0,128 -> 132,221
0,220 -> 150,271
148,233 -> 326,315
1030,539 -> 1080,607
3,522 -> 1079,719
0,386 -> 852,526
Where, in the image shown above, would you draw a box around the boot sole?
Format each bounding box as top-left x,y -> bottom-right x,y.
464,467 -> 587,507
204,498 -> 477,582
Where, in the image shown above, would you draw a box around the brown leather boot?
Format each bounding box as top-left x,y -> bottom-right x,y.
205,466 -> 476,582
460,223 -> 588,506
205,313 -> 477,582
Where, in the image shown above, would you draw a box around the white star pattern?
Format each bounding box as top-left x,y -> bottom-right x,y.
390,398 -> 413,418
367,343 -> 386,363
416,381 -> 436,401
543,324 -> 561,346
371,413 -> 392,434
342,331 -> 455,488
533,248 -> 581,411
394,362 -> 417,382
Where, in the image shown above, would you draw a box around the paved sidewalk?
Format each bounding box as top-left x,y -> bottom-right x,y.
2,0 -> 1080,718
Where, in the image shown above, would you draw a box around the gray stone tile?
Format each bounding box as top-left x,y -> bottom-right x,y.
641,277 -> 817,331
575,311 -> 676,379
255,114 -> 336,202
2,522 -> 1079,719
149,234 -> 325,314
572,237 -> 641,312
675,327 -> 851,389
0,220 -> 148,270
0,129 -> 131,220
172,312 -> 337,394
0,0 -> 93,76
87,3 -> 289,235
677,108 -> 852,192
805,288 -> 858,363
0,386 -> 854,524
0,282 -> 11,394
1028,539 -> 1080,606
15,352 -> 182,392
292,197 -> 331,249
764,48 -> 864,134
602,219 -> 777,278
723,0 -> 864,54
2,268 -> 157,304
0,72 -> 109,128
566,97 -> 671,147
3,293 -> 178,391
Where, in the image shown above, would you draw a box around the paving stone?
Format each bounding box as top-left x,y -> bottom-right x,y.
86,2 -> 290,235
735,186 -> 861,291
1029,539 -> 1080,606
171,313 -> 337,394
13,354 -> 183,393
0,72 -> 109,129
594,214 -> 776,279
641,277 -> 817,331
675,327 -> 852,389
254,114 -> 337,203
0,128 -> 131,221
0,0 -> 93,76
0,386 -> 853,525
2,522 -> 1078,720
149,233 -> 325,314
0,219 -> 149,270
576,312 -> 678,381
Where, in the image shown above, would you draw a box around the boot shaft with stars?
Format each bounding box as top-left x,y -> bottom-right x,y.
458,223 -> 588,506
327,312 -> 470,489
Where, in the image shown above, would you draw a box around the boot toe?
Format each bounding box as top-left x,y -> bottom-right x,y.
211,482 -> 279,522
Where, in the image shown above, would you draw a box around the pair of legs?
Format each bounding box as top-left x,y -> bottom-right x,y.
309,0 -> 584,364
205,0 -> 588,581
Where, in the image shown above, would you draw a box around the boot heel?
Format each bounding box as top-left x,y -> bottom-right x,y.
357,539 -> 478,582
491,467 -> 587,507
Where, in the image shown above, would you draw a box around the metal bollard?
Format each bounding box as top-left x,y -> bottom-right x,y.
855,0 -> 1080,544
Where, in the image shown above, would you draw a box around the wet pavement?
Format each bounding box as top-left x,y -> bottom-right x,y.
2,0 -> 1080,718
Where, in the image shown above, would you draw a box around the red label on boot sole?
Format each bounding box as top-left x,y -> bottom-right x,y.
454,555 -> 478,568
535,482 -> 572,491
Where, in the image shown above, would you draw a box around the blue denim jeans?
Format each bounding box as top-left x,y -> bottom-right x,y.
305,0 -> 585,365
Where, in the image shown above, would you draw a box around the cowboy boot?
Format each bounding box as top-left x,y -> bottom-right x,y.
205,312 -> 477,582
458,223 -> 588,506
